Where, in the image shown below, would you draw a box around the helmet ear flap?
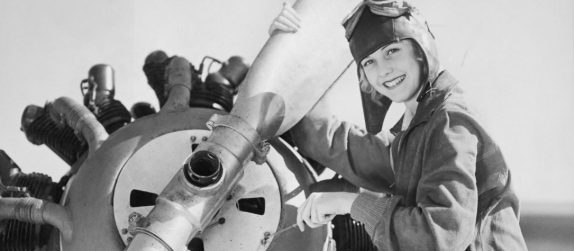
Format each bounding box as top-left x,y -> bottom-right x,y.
357,67 -> 392,134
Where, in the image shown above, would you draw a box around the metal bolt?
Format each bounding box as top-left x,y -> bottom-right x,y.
128,212 -> 142,225
121,228 -> 128,234
127,237 -> 133,243
204,217 -> 226,230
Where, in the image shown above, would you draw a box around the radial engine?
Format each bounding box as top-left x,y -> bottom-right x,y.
0,1 -> 379,250
1,51 -> 335,251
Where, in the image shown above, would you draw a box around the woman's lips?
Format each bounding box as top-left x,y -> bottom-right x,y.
383,75 -> 405,89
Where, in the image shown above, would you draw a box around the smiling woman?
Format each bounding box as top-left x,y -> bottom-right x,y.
0,0 -> 573,250
359,39 -> 424,129
272,0 -> 528,250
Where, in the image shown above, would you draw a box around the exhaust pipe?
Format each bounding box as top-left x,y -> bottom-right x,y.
0,197 -> 73,242
47,96 -> 108,157
160,56 -> 192,112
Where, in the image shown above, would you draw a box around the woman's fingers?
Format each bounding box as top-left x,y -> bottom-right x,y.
269,21 -> 294,35
312,195 -> 334,226
311,198 -> 320,224
282,2 -> 300,18
269,15 -> 298,35
302,195 -> 315,227
298,192 -> 354,231
282,4 -> 302,24
276,15 -> 300,31
269,2 -> 302,36
317,211 -> 335,224
299,193 -> 331,228
296,199 -> 305,231
297,194 -> 312,231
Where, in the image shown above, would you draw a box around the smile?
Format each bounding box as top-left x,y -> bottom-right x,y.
382,75 -> 405,89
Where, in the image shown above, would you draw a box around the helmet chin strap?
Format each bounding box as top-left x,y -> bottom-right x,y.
415,67 -> 444,102
415,80 -> 433,102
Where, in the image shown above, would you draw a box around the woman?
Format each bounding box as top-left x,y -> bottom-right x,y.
270,1 -> 527,250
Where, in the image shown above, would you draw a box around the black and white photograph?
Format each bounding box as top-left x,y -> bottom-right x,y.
0,0 -> 572,250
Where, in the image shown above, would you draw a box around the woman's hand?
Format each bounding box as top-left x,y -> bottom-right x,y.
296,192 -> 359,231
268,2 -> 302,36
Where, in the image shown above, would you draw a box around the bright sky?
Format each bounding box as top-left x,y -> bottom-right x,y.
0,0 -> 572,210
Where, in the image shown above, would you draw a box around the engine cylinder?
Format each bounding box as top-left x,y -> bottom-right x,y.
92,99 -> 132,134
332,215 -> 377,251
81,64 -> 132,133
0,162 -> 57,251
189,79 -> 234,112
217,56 -> 249,90
21,105 -> 87,166
82,64 -> 115,109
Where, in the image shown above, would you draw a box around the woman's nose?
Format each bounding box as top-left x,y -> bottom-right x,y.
377,64 -> 392,80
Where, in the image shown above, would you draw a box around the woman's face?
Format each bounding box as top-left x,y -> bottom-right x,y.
361,40 -> 422,104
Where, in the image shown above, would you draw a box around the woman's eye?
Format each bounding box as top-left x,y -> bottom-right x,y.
387,48 -> 399,56
362,59 -> 373,67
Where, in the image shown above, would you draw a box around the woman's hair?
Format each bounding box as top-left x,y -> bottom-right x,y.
358,68 -> 384,105
358,39 -> 425,105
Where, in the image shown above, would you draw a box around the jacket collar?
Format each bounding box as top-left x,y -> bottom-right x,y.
390,70 -> 459,134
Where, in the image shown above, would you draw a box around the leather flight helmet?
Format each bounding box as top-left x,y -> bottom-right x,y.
342,0 -> 440,134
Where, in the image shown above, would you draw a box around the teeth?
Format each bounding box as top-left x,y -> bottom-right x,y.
384,75 -> 405,88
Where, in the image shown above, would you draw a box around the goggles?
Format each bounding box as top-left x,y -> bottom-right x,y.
342,0 -> 411,41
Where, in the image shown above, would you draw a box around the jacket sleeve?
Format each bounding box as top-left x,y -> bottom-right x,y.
350,110 -> 479,250
289,112 -> 395,193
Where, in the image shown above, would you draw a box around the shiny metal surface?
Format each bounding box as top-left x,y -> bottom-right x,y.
127,0 -> 359,249
83,64 -> 115,107
113,129 -> 282,250
60,108 -> 223,251
52,107 -> 325,250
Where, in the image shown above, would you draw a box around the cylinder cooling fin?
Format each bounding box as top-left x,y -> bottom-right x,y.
0,170 -> 57,251
332,215 -> 377,251
188,82 -> 234,112
92,99 -> 132,134
20,100 -> 131,167
80,64 -> 132,133
21,105 -> 88,166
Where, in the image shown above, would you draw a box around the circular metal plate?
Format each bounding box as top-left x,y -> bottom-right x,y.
113,129 -> 282,250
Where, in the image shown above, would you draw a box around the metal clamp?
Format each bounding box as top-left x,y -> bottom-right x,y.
253,140 -> 270,165
132,227 -> 175,251
206,114 -> 270,165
